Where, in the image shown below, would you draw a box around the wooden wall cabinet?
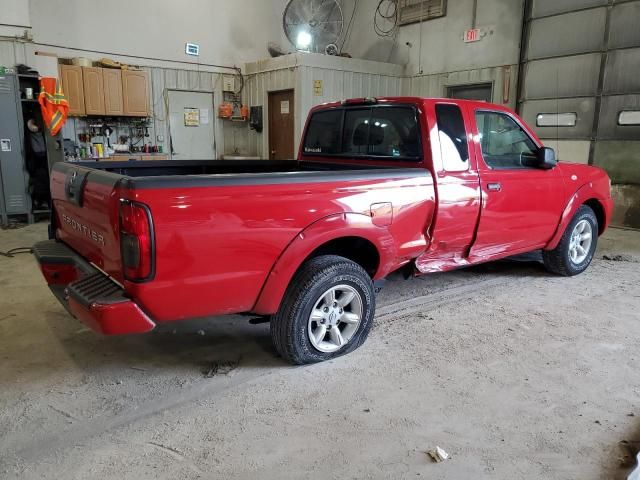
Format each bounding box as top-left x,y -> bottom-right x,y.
122,70 -> 149,117
103,68 -> 124,116
59,65 -> 149,118
59,65 -> 86,116
82,67 -> 105,115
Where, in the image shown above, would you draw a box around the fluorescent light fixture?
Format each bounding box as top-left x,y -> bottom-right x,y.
536,113 -> 577,127
296,31 -> 312,50
618,110 -> 640,126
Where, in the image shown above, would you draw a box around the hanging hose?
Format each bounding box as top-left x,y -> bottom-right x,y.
374,0 -> 399,37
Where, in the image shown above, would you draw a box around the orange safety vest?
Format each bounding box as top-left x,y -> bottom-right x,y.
38,77 -> 69,136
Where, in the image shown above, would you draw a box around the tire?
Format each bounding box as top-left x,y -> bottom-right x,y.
270,255 -> 376,365
543,205 -> 598,276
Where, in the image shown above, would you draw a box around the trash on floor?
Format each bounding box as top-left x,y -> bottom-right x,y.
203,359 -> 240,378
603,254 -> 636,262
427,446 -> 450,463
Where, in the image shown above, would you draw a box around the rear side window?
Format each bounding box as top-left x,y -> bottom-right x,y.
303,106 -> 421,160
303,109 -> 342,155
435,104 -> 469,172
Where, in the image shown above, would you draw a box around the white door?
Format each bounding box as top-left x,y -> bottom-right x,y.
168,90 -> 216,160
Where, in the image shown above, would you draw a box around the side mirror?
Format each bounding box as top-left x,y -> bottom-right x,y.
536,147 -> 557,170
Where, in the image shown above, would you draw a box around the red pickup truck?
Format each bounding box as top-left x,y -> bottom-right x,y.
34,97 -> 613,364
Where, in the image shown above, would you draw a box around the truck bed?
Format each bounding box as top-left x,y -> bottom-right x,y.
48,160 -> 435,324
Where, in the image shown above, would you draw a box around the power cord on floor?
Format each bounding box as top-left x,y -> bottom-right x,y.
0,247 -> 33,258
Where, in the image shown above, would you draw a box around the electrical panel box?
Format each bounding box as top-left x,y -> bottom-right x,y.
222,75 -> 236,93
0,73 -> 31,225
249,106 -> 263,133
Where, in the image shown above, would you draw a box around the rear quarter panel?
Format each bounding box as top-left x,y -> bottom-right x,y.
126,171 -> 435,322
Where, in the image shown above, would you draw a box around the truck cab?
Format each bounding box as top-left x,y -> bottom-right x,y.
300,97 -> 612,273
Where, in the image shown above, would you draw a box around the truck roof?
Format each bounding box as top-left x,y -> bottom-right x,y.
309,96 -> 509,113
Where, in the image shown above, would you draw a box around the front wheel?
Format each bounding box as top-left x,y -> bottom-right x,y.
543,205 -> 598,276
270,255 -> 375,365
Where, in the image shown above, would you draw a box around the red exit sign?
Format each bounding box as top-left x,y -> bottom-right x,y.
464,28 -> 481,43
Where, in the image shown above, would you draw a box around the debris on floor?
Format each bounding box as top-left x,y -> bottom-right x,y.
203,359 -> 240,378
603,254 -> 637,262
427,446 -> 450,463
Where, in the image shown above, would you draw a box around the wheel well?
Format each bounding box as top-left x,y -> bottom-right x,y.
307,237 -> 380,277
584,199 -> 606,235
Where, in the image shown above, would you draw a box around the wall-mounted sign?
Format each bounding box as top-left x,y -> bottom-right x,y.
0,139 -> 11,152
280,100 -> 290,115
185,43 -> 200,56
313,79 -> 323,96
184,108 -> 200,126
464,28 -> 482,43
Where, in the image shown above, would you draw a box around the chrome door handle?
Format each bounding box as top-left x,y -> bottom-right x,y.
487,182 -> 502,192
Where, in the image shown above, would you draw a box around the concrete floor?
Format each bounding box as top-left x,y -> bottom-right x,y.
1,223 -> 639,479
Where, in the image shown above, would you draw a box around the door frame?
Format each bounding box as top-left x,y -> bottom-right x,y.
268,89 -> 295,160
166,88 -> 218,160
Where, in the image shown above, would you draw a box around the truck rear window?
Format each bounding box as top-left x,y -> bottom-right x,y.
303,106 -> 421,160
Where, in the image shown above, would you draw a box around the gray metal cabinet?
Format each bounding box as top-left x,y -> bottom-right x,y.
0,73 -> 31,225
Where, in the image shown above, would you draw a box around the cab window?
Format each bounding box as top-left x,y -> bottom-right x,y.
303,105 -> 421,161
302,109 -> 341,155
475,111 -> 538,169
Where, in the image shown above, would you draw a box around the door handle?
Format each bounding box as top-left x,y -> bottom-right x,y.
487,182 -> 502,192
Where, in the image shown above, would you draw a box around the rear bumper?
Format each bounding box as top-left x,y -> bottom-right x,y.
33,240 -> 156,335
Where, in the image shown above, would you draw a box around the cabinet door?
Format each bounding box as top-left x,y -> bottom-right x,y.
82,67 -> 105,115
59,65 -> 85,116
103,68 -> 124,116
122,70 -> 149,116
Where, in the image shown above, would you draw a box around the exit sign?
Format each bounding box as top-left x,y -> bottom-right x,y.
464,28 -> 481,43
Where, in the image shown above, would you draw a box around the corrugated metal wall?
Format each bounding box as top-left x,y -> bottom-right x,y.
409,65 -> 519,107
62,67 -> 232,158
244,60 -> 297,158
146,67 -> 227,158
0,40 -> 28,69
244,54 -> 407,157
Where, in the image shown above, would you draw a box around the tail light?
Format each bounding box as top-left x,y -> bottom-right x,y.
119,200 -> 155,282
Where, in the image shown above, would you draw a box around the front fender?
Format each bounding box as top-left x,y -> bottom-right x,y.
251,213 -> 395,315
545,182 -> 612,250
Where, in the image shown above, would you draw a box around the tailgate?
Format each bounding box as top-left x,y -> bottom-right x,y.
50,162 -> 125,283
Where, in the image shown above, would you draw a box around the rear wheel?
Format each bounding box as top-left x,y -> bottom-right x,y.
543,205 -> 598,276
270,255 -> 375,365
